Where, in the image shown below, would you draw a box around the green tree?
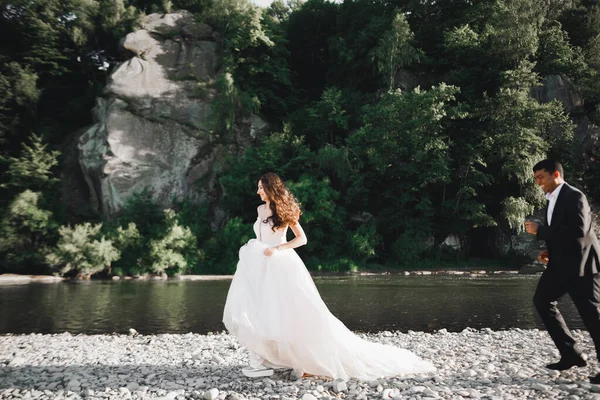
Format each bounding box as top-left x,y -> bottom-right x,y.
536,21 -> 587,78
325,0 -> 389,93
0,190 -> 56,271
204,0 -> 292,123
0,61 -> 41,145
476,61 -> 574,230
210,72 -> 260,139
348,84 -> 463,263
558,0 -> 600,49
233,7 -> 293,120
0,0 -> 141,163
296,87 -> 350,149
373,11 -> 420,91
205,0 -> 273,51
268,0 -> 291,22
347,221 -> 380,263
1,133 -> 60,192
443,0 -> 546,100
95,0 -> 141,50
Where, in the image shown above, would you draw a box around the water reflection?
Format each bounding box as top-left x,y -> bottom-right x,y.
0,275 -> 584,334
315,276 -> 548,332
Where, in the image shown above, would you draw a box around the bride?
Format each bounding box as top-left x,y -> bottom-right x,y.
222,172 -> 436,380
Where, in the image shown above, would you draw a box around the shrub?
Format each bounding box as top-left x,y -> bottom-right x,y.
46,223 -> 120,278
148,209 -> 203,275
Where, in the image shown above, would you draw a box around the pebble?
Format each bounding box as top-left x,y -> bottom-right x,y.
1,329 -> 599,400
332,379 -> 347,393
203,388 -> 219,400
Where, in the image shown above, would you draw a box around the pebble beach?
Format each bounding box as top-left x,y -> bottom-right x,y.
2,329 -> 600,400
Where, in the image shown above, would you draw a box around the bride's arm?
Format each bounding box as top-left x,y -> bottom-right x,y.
264,222 -> 307,256
277,222 -> 307,250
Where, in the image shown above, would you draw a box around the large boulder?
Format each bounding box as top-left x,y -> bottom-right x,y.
71,11 -> 266,216
78,97 -> 207,214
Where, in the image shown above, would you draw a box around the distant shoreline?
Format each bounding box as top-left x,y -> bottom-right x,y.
0,267 -> 542,285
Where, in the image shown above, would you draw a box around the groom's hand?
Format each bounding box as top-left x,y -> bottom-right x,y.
524,221 -> 539,234
537,249 -> 549,264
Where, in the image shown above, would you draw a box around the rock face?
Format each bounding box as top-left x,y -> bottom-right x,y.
529,75 -> 600,186
529,75 -> 584,113
75,11 -> 265,216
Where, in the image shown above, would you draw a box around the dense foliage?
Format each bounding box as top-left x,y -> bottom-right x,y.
1,0 -> 599,276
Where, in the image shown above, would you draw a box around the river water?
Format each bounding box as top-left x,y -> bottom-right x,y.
0,275 -> 582,334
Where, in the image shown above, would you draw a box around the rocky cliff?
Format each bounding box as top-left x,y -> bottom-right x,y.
64,11 -> 266,217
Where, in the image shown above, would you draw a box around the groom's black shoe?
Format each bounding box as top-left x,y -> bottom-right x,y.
590,373 -> 600,384
546,354 -> 587,371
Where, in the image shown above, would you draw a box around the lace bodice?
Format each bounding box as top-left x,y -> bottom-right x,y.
253,217 -> 288,246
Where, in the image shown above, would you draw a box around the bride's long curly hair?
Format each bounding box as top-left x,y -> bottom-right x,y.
260,172 -> 302,231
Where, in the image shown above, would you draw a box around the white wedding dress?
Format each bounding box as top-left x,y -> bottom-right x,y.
222,216 -> 436,380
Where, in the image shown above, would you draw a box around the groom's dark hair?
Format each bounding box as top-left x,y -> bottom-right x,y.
533,159 -> 564,178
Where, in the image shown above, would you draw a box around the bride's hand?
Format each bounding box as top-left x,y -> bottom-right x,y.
264,247 -> 278,257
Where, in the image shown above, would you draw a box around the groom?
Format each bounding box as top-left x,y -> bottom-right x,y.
524,160 -> 600,382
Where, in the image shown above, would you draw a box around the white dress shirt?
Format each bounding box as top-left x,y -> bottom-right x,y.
546,182 -> 565,226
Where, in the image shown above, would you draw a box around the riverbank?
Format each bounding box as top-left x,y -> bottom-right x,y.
1,330 -> 599,400
0,267 -> 538,285
0,274 -> 64,284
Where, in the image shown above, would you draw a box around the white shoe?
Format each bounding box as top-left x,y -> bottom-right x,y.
263,359 -> 287,370
242,366 -> 274,378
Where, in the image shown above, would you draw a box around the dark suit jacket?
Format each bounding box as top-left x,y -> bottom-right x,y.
537,183 -> 600,277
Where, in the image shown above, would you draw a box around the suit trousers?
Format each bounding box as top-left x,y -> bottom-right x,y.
533,270 -> 600,359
